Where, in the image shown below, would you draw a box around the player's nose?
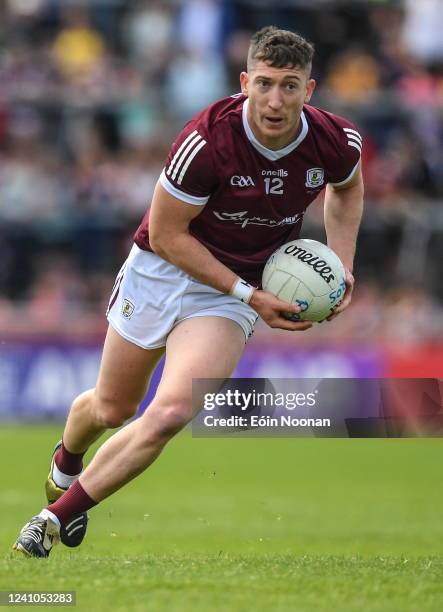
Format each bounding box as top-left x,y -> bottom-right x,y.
267,86 -> 284,110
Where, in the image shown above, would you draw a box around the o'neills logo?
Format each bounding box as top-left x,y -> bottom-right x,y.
284,245 -> 335,283
262,169 -> 288,177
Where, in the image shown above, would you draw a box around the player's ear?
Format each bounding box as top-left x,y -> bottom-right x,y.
240,71 -> 249,96
304,79 -> 316,103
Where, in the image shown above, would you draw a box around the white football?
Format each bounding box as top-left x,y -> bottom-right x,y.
262,239 -> 346,322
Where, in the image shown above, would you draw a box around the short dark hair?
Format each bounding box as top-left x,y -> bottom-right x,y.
247,26 -> 314,75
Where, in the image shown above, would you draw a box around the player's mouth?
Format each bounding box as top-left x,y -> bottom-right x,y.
264,116 -> 284,128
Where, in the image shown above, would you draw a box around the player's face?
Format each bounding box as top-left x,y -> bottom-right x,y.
240,62 -> 316,150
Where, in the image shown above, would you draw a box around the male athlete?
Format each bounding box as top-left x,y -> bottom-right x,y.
13,26 -> 363,557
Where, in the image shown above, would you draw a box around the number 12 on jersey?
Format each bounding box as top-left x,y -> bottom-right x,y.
264,177 -> 284,195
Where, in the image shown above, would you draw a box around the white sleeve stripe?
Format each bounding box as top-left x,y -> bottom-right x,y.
169,133 -> 201,180
177,139 -> 207,185
170,134 -> 205,181
348,141 -> 362,154
160,169 -> 209,205
346,133 -> 363,146
329,161 -> 360,187
344,127 -> 362,137
167,130 -> 198,177
343,128 -> 362,142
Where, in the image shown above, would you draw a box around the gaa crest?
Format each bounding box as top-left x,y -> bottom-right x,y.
122,298 -> 135,319
305,167 -> 324,188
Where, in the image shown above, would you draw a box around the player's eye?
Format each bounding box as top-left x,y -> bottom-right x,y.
257,80 -> 270,88
286,83 -> 298,91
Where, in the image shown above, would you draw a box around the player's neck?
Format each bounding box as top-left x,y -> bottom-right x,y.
247,111 -> 302,151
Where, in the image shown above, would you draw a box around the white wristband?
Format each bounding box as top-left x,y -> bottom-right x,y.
230,277 -> 255,304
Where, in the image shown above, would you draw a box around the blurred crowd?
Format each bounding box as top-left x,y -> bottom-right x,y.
0,0 -> 442,343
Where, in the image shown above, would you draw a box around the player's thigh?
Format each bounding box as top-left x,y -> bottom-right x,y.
95,325 -> 165,410
150,316 -> 245,419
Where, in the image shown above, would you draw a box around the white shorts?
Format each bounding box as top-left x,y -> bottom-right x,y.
106,244 -> 258,349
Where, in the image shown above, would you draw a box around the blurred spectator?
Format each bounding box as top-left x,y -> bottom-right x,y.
378,286 -> 443,345
402,0 -> 443,65
52,8 -> 105,79
325,50 -> 381,104
123,1 -> 174,75
176,0 -> 224,57
165,48 -> 227,119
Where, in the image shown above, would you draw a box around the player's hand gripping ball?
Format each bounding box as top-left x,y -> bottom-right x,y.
262,239 -> 346,322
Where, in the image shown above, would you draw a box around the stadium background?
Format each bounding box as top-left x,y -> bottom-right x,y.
1,0 -> 443,421
1,2 -> 443,609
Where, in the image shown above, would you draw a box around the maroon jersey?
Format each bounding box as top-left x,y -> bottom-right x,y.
134,94 -> 362,285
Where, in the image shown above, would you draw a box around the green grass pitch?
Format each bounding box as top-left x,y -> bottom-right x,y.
1,425 -> 443,611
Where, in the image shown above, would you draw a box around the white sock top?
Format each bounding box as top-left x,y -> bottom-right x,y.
52,464 -> 81,489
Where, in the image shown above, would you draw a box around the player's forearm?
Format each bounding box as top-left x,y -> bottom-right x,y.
150,231 -> 238,294
324,182 -> 364,271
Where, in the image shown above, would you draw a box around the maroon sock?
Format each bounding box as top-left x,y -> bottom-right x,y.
47,480 -> 97,526
54,440 -> 85,475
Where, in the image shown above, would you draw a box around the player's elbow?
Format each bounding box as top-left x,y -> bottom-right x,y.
150,226 -> 188,260
149,236 -> 162,256
149,231 -> 169,258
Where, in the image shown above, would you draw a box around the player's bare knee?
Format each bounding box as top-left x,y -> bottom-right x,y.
97,410 -> 129,429
144,402 -> 191,440
157,404 -> 190,437
70,388 -> 94,412
93,391 -> 138,429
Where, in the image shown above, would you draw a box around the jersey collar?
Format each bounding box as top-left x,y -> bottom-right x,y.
242,98 -> 308,161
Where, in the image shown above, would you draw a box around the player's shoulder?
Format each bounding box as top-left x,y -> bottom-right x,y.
162,95 -> 244,202
183,94 -> 244,141
303,104 -> 362,153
